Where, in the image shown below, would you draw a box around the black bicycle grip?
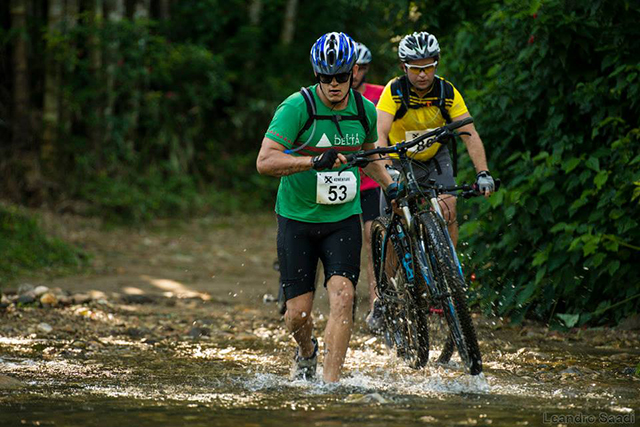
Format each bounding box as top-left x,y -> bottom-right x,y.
446,117 -> 474,131
342,151 -> 370,168
344,153 -> 356,164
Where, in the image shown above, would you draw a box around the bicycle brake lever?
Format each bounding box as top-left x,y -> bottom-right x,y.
338,157 -> 368,175
456,131 -> 471,137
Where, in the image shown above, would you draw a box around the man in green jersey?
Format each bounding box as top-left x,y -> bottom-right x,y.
257,32 -> 395,383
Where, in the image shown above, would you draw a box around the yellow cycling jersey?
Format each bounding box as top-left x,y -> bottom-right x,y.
377,75 -> 469,161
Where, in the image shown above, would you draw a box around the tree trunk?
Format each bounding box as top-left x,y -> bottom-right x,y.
126,0 -> 149,144
133,0 -> 149,19
158,0 -> 170,20
103,0 -> 124,145
87,0 -> 104,153
249,0 -> 262,26
60,0 -> 79,137
42,0 -> 64,174
10,0 -> 30,149
280,0 -> 297,46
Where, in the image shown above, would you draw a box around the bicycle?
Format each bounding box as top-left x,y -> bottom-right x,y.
342,117 -> 498,375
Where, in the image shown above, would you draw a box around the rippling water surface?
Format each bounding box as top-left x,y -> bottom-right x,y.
1,317 -> 638,427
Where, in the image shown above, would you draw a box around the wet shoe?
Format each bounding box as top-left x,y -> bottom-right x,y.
365,298 -> 384,334
291,338 -> 318,380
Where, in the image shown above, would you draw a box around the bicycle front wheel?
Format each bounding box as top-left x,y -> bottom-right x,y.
416,211 -> 482,375
371,216 -> 429,368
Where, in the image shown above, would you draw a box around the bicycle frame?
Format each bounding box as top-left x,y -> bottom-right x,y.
376,155 -> 438,297
356,117 -> 487,373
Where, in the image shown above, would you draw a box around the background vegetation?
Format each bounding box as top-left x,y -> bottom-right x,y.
450,0 -> 640,326
1,0 -> 638,324
0,203 -> 87,286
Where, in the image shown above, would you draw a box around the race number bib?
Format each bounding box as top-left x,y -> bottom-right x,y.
405,129 -> 436,154
316,171 -> 357,205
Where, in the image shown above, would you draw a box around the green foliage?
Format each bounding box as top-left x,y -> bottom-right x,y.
451,0 -> 640,324
4,1 -> 640,324
45,15 -> 233,223
0,204 -> 87,286
36,0 -> 410,223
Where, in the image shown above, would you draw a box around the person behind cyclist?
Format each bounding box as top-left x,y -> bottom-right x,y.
369,31 -> 495,329
351,42 -> 387,332
256,32 -> 396,383
352,42 -> 384,104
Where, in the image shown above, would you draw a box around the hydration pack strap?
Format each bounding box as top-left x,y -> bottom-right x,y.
296,87 -> 369,143
392,76 -> 458,176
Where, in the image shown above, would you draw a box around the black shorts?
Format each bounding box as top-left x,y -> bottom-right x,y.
360,188 -> 381,223
277,214 -> 361,301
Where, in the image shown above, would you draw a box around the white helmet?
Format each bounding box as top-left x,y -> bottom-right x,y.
354,42 -> 372,65
398,31 -> 440,62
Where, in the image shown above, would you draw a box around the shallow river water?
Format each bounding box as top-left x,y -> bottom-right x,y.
0,214 -> 638,426
1,306 -> 638,427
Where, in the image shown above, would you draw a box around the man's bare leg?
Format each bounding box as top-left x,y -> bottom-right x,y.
323,275 -> 355,382
284,292 -> 315,357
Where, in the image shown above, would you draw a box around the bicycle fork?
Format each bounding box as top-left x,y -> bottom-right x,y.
416,202 -> 470,363
428,195 -> 465,283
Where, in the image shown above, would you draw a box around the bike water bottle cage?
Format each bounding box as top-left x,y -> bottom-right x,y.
295,86 -> 370,142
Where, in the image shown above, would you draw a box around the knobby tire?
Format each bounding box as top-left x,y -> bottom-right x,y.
417,211 -> 483,375
371,216 -> 429,369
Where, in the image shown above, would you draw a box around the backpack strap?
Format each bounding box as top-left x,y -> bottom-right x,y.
391,75 -> 460,176
352,90 -> 370,135
296,86 -> 317,142
435,76 -> 458,176
295,87 -> 370,142
435,76 -> 453,124
391,76 -> 411,121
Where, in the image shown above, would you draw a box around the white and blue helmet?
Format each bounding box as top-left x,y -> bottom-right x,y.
310,32 -> 357,75
354,42 -> 372,65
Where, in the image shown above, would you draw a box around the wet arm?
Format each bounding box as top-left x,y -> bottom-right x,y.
256,138 -> 313,177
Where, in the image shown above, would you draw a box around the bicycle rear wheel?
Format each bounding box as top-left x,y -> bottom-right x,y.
416,212 -> 482,375
371,216 -> 429,368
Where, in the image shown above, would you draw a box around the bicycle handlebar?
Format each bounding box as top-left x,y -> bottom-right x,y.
425,179 -> 502,199
343,117 -> 474,167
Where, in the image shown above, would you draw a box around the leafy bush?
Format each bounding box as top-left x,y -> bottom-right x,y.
45,17 -> 234,223
0,204 -> 87,286
446,0 -> 640,325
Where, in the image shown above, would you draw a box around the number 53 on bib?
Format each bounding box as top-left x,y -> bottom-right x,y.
316,171 -> 357,205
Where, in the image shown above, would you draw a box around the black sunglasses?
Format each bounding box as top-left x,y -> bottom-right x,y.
318,72 -> 351,84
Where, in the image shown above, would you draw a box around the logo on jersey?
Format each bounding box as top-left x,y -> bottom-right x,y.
333,133 -> 361,146
317,133 -> 332,147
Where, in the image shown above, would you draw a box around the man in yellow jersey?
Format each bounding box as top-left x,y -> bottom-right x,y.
369,31 -> 495,329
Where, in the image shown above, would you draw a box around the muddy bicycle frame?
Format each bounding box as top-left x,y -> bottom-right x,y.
343,116 -> 475,282
343,117 -> 485,372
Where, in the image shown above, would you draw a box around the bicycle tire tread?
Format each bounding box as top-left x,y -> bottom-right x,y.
418,212 -> 483,375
